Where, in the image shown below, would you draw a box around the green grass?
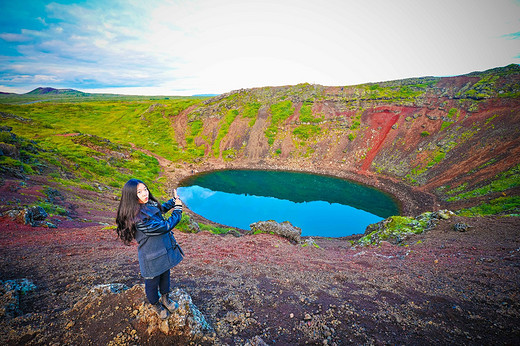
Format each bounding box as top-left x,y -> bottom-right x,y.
362,80 -> 436,102
0,98 -> 205,164
212,109 -> 239,157
447,164 -> 520,201
265,100 -> 294,145
0,113 -> 165,195
176,213 -> 236,234
36,201 -> 68,216
293,125 -> 321,140
358,214 -> 432,246
242,102 -> 261,127
299,103 -> 323,124
458,196 -> 520,216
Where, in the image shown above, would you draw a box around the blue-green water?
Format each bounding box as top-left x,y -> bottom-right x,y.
177,170 -> 400,237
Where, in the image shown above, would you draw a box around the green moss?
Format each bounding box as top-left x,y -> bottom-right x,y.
293,125 -> 321,140
222,148 -> 237,161
242,102 -> 261,127
36,201 -> 68,216
265,100 -> 294,145
444,182 -> 468,195
420,131 -> 430,137
299,103 -> 323,123
200,223 -> 237,235
361,80 -> 435,102
357,213 -> 433,246
440,121 -> 454,131
458,196 -> 520,216
447,164 -> 520,201
484,113 -> 500,126
350,120 -> 361,130
357,211 -> 452,246
212,109 -> 239,157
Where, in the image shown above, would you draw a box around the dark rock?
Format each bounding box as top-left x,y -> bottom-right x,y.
186,218 -> 201,233
453,223 -> 471,232
0,143 -> 19,158
4,206 -> 49,227
225,229 -> 242,237
0,279 -> 37,318
24,206 -> 49,226
245,335 -> 269,346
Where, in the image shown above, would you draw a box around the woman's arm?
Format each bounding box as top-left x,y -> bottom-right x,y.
162,198 -> 176,212
162,189 -> 182,212
135,209 -> 182,236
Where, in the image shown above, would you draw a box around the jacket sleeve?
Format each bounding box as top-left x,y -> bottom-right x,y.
135,209 -> 182,236
161,199 -> 176,212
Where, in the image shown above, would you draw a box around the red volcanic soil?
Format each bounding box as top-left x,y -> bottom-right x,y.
1,177 -> 519,345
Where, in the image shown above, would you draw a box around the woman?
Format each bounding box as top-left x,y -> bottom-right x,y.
116,178 -> 184,319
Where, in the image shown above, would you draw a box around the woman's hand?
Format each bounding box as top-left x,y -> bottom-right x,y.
173,189 -> 182,206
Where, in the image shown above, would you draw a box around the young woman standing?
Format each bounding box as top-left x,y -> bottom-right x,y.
116,178 -> 184,319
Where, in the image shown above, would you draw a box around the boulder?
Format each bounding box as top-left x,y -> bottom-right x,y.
136,287 -> 214,339
186,218 -> 201,233
0,278 -> 37,318
68,284 -> 215,344
3,206 -> 56,228
453,222 -> 471,232
303,237 -> 319,248
249,220 -> 302,244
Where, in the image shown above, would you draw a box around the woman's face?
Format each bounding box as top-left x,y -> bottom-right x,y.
136,183 -> 149,204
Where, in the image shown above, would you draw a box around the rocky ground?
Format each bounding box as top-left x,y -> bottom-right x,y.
1,176 -> 519,345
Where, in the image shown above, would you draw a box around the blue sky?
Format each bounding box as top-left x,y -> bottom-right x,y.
1,0 -> 519,96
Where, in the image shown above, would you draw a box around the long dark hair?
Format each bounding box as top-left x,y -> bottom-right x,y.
115,179 -> 161,245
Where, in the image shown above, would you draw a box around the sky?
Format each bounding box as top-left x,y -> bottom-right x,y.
0,0 -> 519,96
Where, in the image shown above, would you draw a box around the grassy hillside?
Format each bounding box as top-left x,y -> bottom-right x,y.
0,96 -> 206,198
1,65 -> 519,216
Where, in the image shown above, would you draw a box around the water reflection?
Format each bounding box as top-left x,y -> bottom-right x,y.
177,170 -> 399,237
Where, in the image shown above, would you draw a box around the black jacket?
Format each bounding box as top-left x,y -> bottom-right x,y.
135,199 -> 183,278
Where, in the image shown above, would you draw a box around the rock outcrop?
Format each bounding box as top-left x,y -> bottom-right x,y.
0,279 -> 37,318
136,286 -> 214,339
249,220 -> 302,244
2,206 -> 56,228
66,283 -> 215,344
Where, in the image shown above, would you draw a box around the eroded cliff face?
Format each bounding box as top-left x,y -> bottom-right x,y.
170,65 -> 520,213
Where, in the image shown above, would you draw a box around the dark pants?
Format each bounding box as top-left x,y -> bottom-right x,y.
144,270 -> 170,305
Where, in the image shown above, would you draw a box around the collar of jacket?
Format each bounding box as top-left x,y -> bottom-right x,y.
138,201 -> 160,220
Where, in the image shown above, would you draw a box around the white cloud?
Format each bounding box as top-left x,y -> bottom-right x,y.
0,33 -> 32,42
1,0 -> 519,94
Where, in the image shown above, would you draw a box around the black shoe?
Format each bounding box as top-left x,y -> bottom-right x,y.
160,294 -> 179,313
151,302 -> 169,319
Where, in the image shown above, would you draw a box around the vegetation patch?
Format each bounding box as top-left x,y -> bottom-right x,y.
0,122 -> 162,194
264,100 -> 294,145
447,164 -> 520,201
212,109 -> 239,157
361,80 -> 435,102
299,102 -> 323,124
457,196 -> 520,216
293,125 -> 321,141
176,214 -> 237,235
358,210 -> 454,246
242,102 -> 261,127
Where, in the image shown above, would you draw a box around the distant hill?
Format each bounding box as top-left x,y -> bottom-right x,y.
25,87 -> 89,96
